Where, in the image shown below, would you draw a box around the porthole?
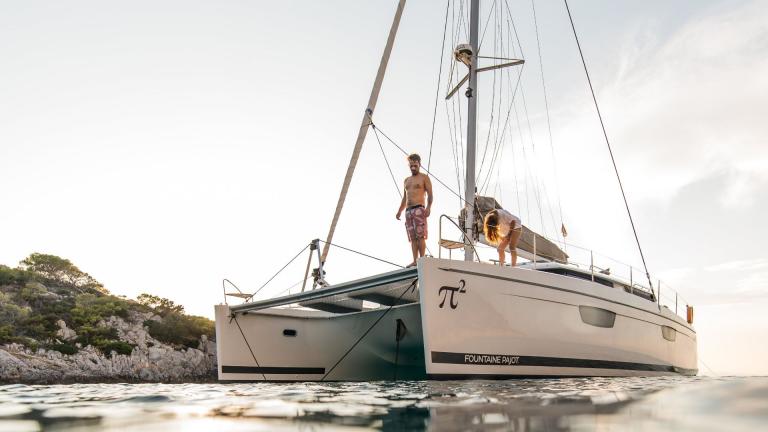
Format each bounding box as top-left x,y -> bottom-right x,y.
283,329 -> 297,337
661,326 -> 676,342
578,305 -> 616,328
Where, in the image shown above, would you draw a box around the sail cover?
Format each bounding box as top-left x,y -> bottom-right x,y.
459,196 -> 569,263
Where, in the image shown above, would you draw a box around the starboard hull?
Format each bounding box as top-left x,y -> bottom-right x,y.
418,258 -> 697,378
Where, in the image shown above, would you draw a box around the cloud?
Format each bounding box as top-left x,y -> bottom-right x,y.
707,258 -> 768,273
554,0 -> 768,205
658,258 -> 768,306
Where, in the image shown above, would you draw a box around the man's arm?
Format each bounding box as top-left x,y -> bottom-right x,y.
396,188 -> 407,220
425,175 -> 433,217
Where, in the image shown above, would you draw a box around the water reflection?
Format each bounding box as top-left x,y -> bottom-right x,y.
0,377 -> 765,431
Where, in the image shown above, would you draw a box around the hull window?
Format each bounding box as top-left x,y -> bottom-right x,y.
283,329 -> 297,337
579,305 -> 616,328
541,268 -> 614,288
661,325 -> 677,342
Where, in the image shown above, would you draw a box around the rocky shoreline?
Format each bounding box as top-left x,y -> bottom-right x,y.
0,313 -> 217,384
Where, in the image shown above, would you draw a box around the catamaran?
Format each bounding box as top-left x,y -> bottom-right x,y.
214,0 -> 697,381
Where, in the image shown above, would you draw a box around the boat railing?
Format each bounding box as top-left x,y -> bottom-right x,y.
437,214 -> 692,322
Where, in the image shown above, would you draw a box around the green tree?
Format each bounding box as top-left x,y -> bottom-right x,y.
19,253 -> 106,294
137,293 -> 185,316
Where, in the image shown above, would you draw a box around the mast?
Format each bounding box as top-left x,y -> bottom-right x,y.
463,0 -> 480,261
321,0 -> 407,264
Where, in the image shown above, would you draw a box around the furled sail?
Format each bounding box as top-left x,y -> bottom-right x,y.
459,196 -> 569,263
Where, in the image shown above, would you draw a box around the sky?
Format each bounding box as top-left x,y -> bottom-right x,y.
1,0 -> 766,376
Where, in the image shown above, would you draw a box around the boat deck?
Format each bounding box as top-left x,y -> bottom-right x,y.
229,267 -> 418,314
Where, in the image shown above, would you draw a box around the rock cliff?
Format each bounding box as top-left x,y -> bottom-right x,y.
0,254 -> 218,383
0,311 -> 217,383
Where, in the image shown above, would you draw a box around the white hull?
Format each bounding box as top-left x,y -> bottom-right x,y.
214,303 -> 425,381
215,258 -> 696,381
419,258 -> 697,378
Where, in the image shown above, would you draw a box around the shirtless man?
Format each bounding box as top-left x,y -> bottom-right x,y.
396,153 -> 433,267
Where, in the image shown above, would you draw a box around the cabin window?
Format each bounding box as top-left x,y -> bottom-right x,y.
283,329 -> 297,337
540,268 -> 614,288
661,326 -> 676,342
579,305 -> 616,328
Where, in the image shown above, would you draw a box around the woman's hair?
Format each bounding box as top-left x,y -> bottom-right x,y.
483,210 -> 501,244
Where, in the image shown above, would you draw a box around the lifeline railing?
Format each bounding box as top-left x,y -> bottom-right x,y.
437,214 -> 692,323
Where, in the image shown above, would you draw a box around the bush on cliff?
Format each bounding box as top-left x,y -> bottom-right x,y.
0,265 -> 32,286
50,342 -> 78,355
71,294 -> 130,326
1,253 -> 215,354
144,313 -> 214,349
96,340 -> 134,356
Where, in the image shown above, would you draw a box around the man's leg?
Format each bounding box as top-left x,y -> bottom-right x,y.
418,238 -> 426,257
409,240 -> 419,266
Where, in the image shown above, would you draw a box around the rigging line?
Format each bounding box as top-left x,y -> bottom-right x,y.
275,278 -> 306,297
699,357 -> 719,377
320,279 -> 418,381
508,123 -> 522,213
372,123 -> 468,206
476,1 -> 502,184
517,81 -> 555,238
444,62 -> 463,201
449,103 -> 464,207
372,124 -> 403,199
512,101 -> 532,224
476,58 -> 497,181
445,100 -> 463,203
519,81 -> 560,241
478,0 -> 497,50
480,63 -> 524,193
460,0 -> 469,44
490,4 -> 506,178
488,1 -> 514,200
231,315 -> 267,381
253,243 -> 310,297
563,0 -> 654,288
456,78 -> 467,193
531,0 -> 565,233
319,240 -> 404,269
479,6 -> 508,192
517,113 -> 548,234
503,0 -> 524,59
449,85 -> 464,199
428,0 -> 451,172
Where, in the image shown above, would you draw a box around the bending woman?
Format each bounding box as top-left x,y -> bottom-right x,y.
483,209 -> 523,266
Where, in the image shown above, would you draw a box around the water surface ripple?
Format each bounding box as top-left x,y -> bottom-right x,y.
1,376 -> 765,431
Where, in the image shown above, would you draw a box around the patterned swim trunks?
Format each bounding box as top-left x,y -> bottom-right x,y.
405,205 -> 428,242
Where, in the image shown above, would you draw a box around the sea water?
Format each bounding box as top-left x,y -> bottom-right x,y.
0,377 -> 765,431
